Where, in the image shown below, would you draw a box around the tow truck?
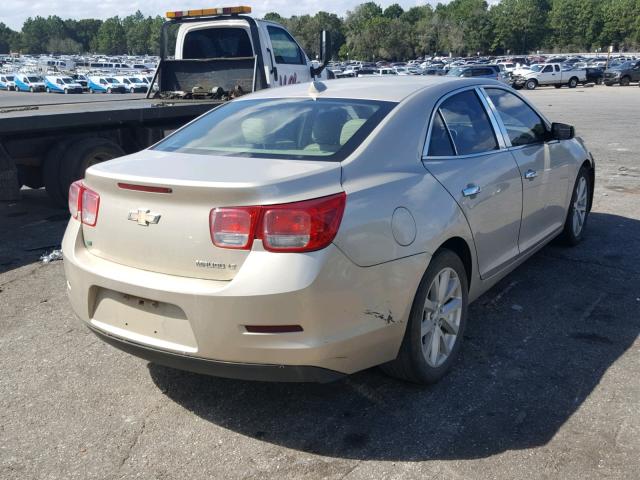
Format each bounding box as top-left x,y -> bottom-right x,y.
0,6 -> 331,205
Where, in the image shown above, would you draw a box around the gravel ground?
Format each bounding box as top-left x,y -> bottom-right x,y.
1,84 -> 639,480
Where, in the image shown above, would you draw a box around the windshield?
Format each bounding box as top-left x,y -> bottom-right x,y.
128,78 -> 143,83
611,62 -> 631,70
62,77 -> 74,84
27,76 -> 40,82
105,78 -> 118,83
7,76 -> 14,81
153,98 -> 395,161
529,65 -> 543,72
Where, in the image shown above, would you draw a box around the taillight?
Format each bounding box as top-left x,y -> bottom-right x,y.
210,207 -> 259,249
68,180 -> 100,227
209,192 -> 346,253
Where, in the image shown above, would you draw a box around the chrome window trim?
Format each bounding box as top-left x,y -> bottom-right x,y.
422,84 -> 505,160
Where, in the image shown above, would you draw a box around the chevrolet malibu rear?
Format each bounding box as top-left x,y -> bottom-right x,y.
63,77 -> 594,383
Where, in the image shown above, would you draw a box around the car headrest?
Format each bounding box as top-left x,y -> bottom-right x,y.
340,118 -> 367,145
312,110 -> 344,146
241,117 -> 266,145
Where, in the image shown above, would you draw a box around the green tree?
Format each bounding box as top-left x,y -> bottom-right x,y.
93,16 -> 127,54
491,0 -> 551,54
0,23 -> 18,53
383,4 -> 404,19
123,11 -> 151,54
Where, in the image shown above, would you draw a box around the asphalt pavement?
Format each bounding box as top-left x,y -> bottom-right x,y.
0,84 -> 639,480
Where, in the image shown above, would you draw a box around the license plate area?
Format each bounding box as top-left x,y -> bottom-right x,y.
91,288 -> 197,353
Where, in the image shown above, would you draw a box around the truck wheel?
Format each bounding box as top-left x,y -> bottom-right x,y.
43,140 -> 71,207
554,84 -> 562,89
60,138 -> 125,196
620,76 -> 630,86
525,79 -> 537,90
568,77 -> 578,88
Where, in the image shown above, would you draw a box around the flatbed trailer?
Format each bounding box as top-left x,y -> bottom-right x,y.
0,97 -> 221,205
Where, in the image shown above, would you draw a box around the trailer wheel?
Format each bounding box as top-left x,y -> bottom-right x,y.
43,140 -> 71,207
60,138 -> 125,196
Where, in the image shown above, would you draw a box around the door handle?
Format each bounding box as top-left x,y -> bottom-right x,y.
462,184 -> 481,197
524,169 -> 538,180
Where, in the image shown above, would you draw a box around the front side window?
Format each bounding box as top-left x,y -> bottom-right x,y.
154,98 -> 395,161
542,65 -> 553,73
437,90 -> 498,155
267,26 -> 304,65
485,88 -> 547,146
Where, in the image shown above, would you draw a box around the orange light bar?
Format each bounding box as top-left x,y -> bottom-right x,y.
166,6 -> 251,18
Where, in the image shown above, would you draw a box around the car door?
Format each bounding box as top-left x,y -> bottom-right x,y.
632,61 -> 640,82
422,88 -> 523,279
538,64 -> 555,84
266,25 -> 310,86
483,87 -> 571,253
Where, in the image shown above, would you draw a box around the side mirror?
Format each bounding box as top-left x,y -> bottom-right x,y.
311,31 -> 331,78
551,122 -> 575,140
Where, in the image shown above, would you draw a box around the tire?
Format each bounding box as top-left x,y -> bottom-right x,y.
89,88 -> 94,94
46,87 -> 51,93
381,249 -> 468,384
43,140 -> 71,208
568,77 -> 578,88
29,87 -> 34,93
596,77 -> 603,85
525,79 -> 537,90
130,88 -> 135,94
107,87 -> 112,94
64,88 -> 69,94
620,76 -> 630,86
59,138 -> 125,196
554,84 -> 562,89
560,167 -> 591,246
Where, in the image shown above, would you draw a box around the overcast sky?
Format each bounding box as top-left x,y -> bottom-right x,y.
4,1 -> 467,30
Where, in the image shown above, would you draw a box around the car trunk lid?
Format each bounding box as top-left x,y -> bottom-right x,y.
81,150 -> 343,280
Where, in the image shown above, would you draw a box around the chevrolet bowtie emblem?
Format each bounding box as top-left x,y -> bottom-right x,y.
128,208 -> 161,226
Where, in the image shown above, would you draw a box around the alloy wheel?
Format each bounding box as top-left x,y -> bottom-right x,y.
572,176 -> 588,237
421,267 -> 463,368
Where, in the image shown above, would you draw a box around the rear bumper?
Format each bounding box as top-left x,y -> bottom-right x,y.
62,220 -> 427,379
89,325 -> 344,382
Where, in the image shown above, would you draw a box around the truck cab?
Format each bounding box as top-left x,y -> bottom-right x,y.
151,6 -> 330,99
513,63 -> 586,90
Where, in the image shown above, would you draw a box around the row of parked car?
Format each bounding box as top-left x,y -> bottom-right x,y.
0,73 -> 154,94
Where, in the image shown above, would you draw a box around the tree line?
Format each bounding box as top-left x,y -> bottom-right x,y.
0,0 -> 639,59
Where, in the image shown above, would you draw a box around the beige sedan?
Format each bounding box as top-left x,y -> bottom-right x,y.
63,77 -> 594,383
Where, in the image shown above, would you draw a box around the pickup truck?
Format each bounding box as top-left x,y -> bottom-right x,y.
0,6 -> 330,205
512,63 -> 586,90
603,60 -> 640,86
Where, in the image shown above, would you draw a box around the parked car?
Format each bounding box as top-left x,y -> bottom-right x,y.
14,74 -> 46,92
422,68 -> 446,76
603,60 -> 640,86
375,68 -> 397,76
513,63 -> 586,90
71,74 -> 89,91
114,76 -> 149,93
44,75 -> 84,94
0,74 -> 16,91
62,77 -> 595,384
446,66 -> 507,84
584,67 -> 605,85
87,76 -> 127,93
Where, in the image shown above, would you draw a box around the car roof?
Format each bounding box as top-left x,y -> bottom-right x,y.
240,76 -> 496,103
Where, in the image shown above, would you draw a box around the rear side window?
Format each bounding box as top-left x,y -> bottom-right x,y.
485,88 -> 546,146
267,26 -> 304,65
427,112 -> 455,156
183,27 -> 253,59
154,98 -> 395,162
438,90 -> 498,155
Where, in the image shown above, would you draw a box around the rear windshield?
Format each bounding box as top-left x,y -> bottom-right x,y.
183,27 -> 253,59
153,98 -> 395,161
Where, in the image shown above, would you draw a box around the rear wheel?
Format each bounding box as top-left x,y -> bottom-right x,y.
560,167 -> 591,246
568,77 -> 578,88
525,79 -> 537,90
59,138 -> 125,195
554,84 -> 562,89
620,76 -> 631,86
381,249 -> 468,384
